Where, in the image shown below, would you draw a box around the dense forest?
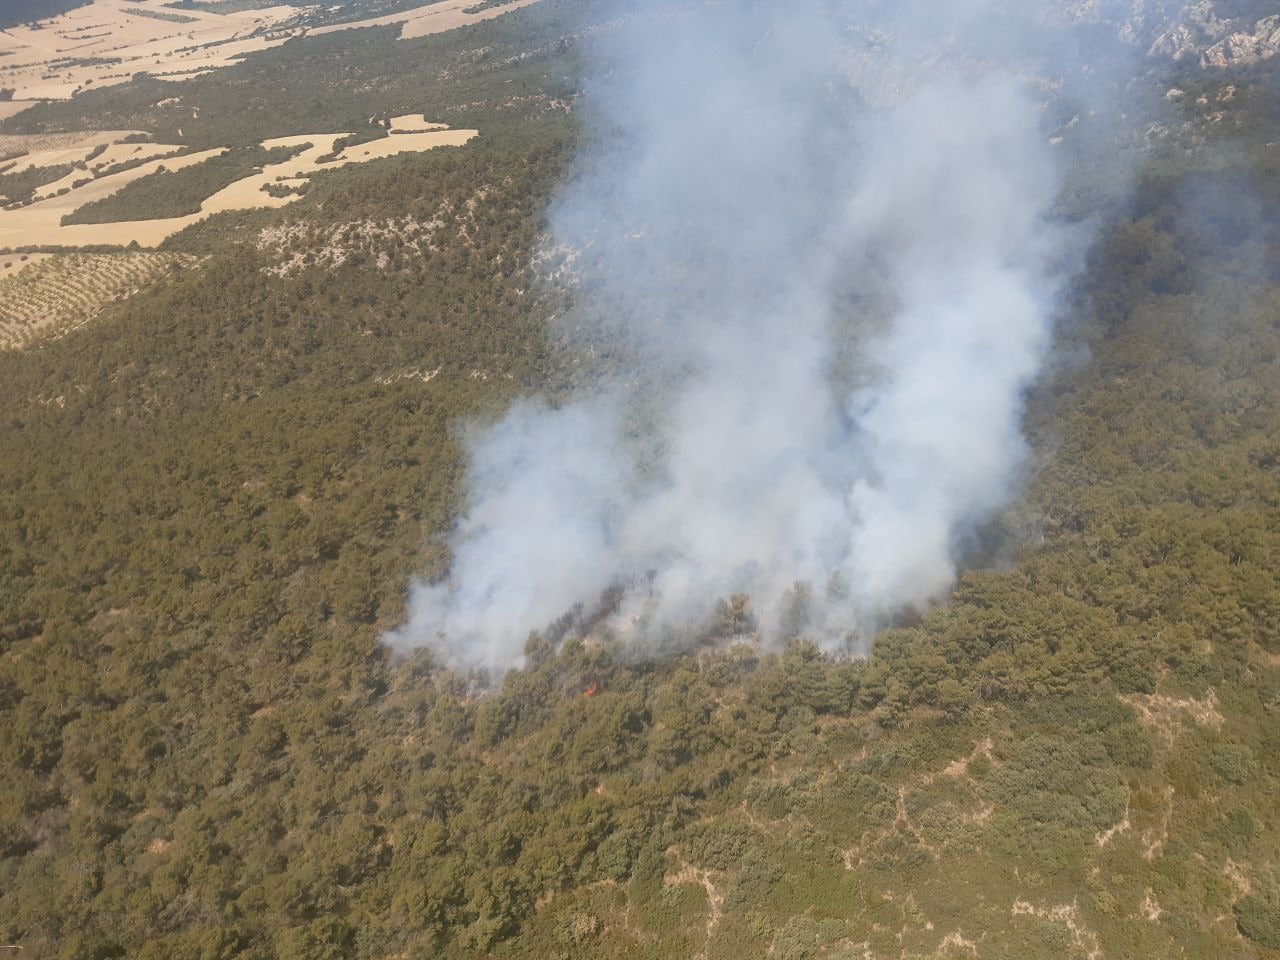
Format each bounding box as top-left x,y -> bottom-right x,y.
1,3 -> 1279,959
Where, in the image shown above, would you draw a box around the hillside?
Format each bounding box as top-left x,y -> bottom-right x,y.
0,2 -> 1279,959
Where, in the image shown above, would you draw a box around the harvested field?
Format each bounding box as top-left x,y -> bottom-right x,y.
0,251 -> 199,348
328,128 -> 475,165
31,142 -> 186,200
1,142 -> 106,175
0,0 -> 542,120
0,102 -> 38,122
308,0 -> 543,39
389,114 -> 449,133
0,146 -> 225,245
0,130 -> 146,167
0,0 -> 303,102
0,118 -> 474,248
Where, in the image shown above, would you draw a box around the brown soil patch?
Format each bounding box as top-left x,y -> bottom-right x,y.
1141,786 -> 1175,861
1224,859 -> 1252,897
937,931 -> 980,956
1139,891 -> 1162,923
663,856 -> 724,955
1011,900 -> 1102,960
1095,790 -> 1131,848
1121,690 -> 1223,744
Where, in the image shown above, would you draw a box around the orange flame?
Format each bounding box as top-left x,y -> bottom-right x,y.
582,680 -> 599,698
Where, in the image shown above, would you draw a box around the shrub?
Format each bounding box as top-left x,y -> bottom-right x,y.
1236,883 -> 1280,948
682,821 -> 750,871
1210,744 -> 1256,784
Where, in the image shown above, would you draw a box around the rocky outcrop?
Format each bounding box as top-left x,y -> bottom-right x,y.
1050,0 -> 1278,69
1148,0 -> 1230,60
1200,15 -> 1280,67
1143,1 -> 1280,67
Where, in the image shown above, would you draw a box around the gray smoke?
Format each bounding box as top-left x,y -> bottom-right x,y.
389,0 -> 1131,670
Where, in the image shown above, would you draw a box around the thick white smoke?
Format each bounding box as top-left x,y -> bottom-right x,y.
389,0 -> 1114,670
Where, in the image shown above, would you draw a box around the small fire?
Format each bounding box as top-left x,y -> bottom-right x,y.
582,680 -> 599,698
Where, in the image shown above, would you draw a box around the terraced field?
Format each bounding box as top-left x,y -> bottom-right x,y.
0,251 -> 200,348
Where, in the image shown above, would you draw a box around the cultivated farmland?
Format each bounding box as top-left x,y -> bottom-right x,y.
0,250 -> 199,347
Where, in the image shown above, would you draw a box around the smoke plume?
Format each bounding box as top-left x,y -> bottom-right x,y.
390,0 -> 1130,670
